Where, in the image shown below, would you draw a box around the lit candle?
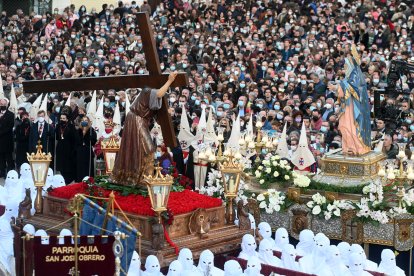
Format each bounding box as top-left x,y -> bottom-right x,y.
155,193 -> 162,209
377,167 -> 386,177
109,157 -> 115,170
256,121 -> 263,128
397,150 -> 406,159
228,176 -> 235,194
248,141 -> 255,149
218,133 -> 224,141
36,169 -> 40,182
387,168 -> 396,180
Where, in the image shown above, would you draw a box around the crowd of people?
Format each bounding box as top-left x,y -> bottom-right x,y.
0,0 -> 414,184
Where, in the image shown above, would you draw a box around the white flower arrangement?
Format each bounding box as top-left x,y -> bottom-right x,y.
255,189 -> 286,214
292,171 -> 311,188
254,154 -> 293,188
306,193 -> 345,220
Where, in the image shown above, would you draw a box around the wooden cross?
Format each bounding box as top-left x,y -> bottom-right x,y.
22,12 -> 188,148
345,219 -> 358,241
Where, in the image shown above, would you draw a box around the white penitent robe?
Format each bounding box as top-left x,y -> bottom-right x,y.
377,249 -> 405,276
192,147 -> 209,191
238,234 -> 259,260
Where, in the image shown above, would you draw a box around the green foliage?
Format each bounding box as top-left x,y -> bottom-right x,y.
93,175 -> 186,196
352,216 -> 380,227
306,180 -> 366,194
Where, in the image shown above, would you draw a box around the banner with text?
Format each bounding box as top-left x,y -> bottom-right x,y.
33,235 -> 115,275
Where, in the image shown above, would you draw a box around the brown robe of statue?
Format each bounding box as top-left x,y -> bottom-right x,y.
112,88 -> 162,186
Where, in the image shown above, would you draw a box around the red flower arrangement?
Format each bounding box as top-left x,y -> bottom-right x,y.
168,162 -> 193,190
49,182 -> 222,217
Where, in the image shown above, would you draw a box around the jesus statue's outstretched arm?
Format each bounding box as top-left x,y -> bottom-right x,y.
157,71 -> 178,98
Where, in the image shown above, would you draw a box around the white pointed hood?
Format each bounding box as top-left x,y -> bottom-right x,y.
94,96 -> 105,135
65,92 -> 72,106
196,106 -> 207,140
205,109 -> 218,145
276,122 -> 289,159
178,109 -> 195,151
87,90 -> 97,122
39,93 -> 52,123
226,114 -> 241,151
29,94 -> 43,121
291,123 -> 315,170
8,85 -> 18,115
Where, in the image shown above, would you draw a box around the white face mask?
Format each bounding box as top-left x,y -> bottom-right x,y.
38,117 -> 45,123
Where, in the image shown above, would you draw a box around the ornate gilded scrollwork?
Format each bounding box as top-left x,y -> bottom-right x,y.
189,208 -> 211,239
287,204 -> 312,240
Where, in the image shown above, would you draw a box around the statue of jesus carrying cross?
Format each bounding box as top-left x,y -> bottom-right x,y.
22,13 -> 188,187
112,72 -> 178,185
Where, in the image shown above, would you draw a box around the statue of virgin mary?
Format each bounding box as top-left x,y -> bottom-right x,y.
329,44 -> 371,155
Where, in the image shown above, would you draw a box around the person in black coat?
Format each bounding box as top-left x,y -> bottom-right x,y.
28,110 -> 55,158
55,113 -> 76,184
75,116 -> 97,182
14,111 -> 31,170
171,138 -> 185,175
0,99 -> 15,177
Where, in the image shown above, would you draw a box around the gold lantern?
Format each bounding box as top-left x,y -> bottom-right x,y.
219,154 -> 243,224
27,141 -> 52,214
101,136 -> 121,175
143,166 -> 174,223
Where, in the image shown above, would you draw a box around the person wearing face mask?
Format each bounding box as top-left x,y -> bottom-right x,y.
55,113 -> 77,184
235,96 -> 249,118
49,103 -> 62,125
287,111 -> 303,134
14,111 -> 31,170
74,107 -> 87,129
75,116 -> 97,182
0,98 -> 15,177
321,98 -> 335,121
29,109 -> 54,158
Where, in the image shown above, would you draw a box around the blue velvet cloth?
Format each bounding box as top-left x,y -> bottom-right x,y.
80,197 -> 138,276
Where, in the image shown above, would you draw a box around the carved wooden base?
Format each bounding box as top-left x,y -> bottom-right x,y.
314,151 -> 386,186
23,195 -> 250,267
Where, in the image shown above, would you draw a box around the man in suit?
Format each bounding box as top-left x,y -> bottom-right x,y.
29,110 -> 54,155
0,98 -> 15,177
